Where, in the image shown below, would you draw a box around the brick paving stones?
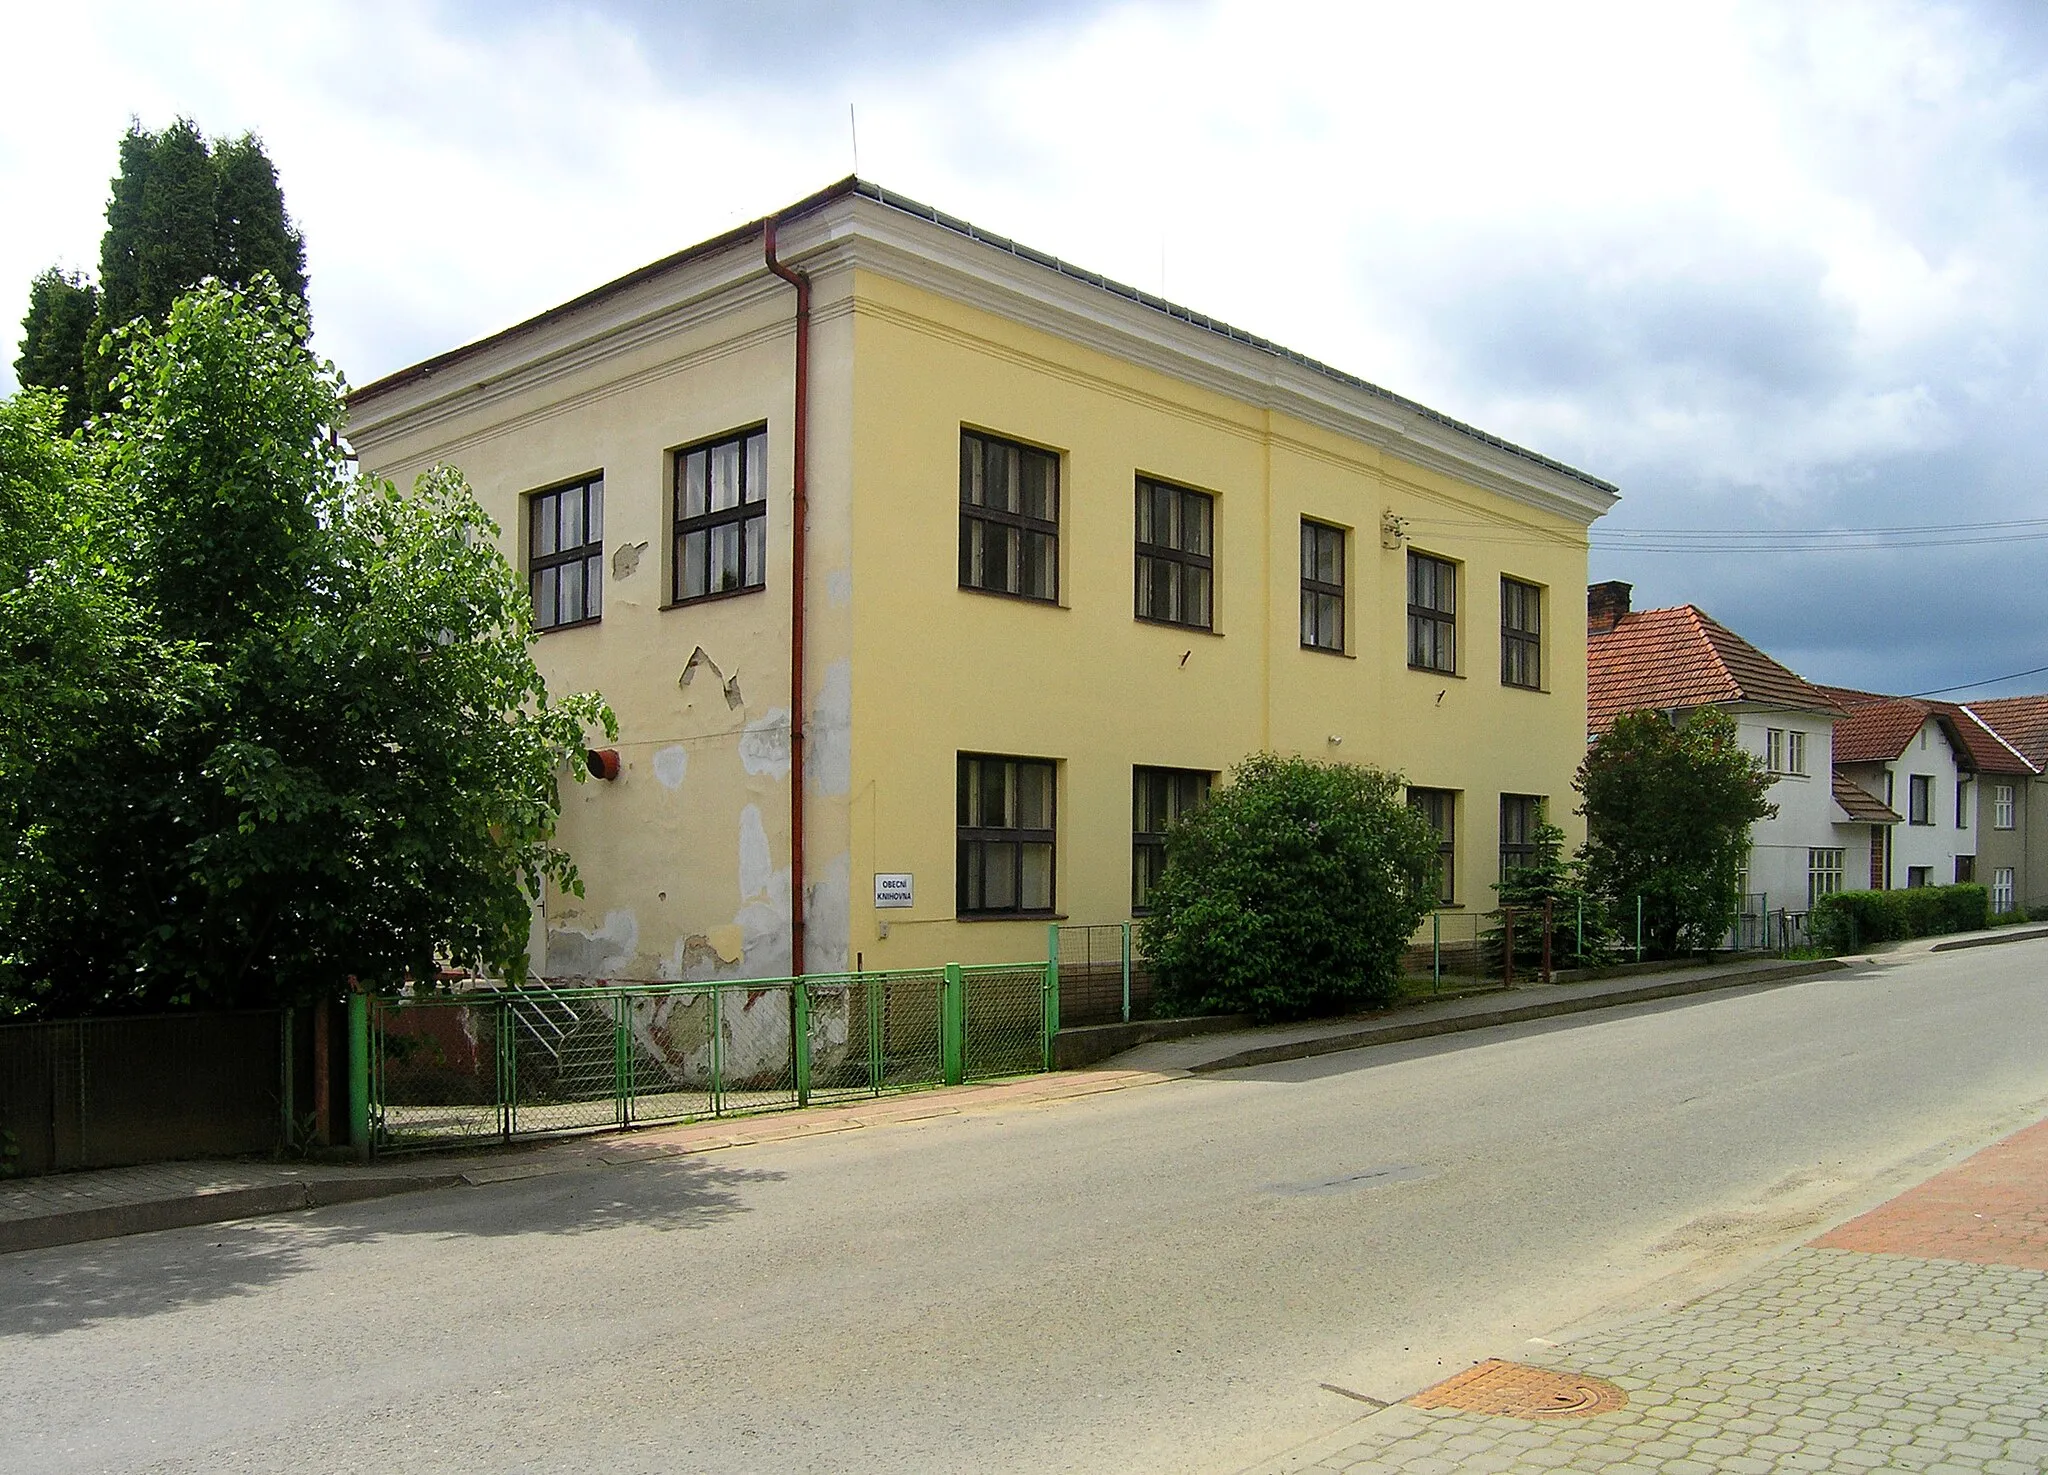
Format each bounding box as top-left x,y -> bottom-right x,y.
1254,1119 -> 2048,1474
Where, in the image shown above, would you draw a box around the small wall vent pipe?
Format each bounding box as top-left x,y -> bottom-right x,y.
586,748 -> 622,781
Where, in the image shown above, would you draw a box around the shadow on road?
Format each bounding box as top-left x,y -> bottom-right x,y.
0,1154 -> 781,1339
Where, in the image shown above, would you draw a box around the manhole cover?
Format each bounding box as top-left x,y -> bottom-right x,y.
1410,1359 -> 1626,1419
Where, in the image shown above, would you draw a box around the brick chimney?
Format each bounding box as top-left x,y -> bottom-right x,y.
1587,580 -> 1632,635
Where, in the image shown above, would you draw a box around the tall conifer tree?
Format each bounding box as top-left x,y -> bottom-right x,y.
15,118 -> 308,425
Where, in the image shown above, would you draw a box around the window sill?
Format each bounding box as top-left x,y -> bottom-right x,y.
1410,665 -> 1463,678
1136,614 -> 1223,637
1301,642 -> 1354,658
959,584 -> 1064,609
1501,680 -> 1546,694
663,584 -> 766,611
537,616 -> 602,636
956,911 -> 1065,923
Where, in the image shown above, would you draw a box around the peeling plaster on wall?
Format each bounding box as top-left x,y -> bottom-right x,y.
545,908 -> 639,979
611,541 -> 649,579
811,659 -> 853,798
653,745 -> 689,789
708,924 -> 745,963
826,568 -> 853,608
739,708 -> 792,779
738,804 -> 775,901
681,646 -> 747,712
806,851 -> 852,974
679,869 -> 794,984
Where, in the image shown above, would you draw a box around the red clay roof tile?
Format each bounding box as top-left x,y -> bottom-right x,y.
1587,606 -> 1841,734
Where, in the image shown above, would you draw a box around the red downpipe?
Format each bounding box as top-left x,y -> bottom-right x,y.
764,215 -> 811,976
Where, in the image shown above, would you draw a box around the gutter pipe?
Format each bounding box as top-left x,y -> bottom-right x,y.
764,214 -> 811,976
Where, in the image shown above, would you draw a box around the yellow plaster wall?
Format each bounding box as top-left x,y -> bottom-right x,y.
349,269 -> 859,982
845,270 -> 1592,969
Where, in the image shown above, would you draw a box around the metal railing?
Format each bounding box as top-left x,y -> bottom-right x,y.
366,961 -> 1056,1154
1050,922 -> 1143,1025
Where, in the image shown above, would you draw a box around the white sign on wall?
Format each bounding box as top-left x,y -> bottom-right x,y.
874,873 -> 914,909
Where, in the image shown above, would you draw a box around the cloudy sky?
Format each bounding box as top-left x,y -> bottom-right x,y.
4,0 -> 2044,697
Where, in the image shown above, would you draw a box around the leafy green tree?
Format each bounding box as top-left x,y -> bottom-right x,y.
1,280 -> 610,1017
1576,708 -> 1776,959
16,118 -> 306,425
1141,753 -> 1441,1022
13,271 -> 99,433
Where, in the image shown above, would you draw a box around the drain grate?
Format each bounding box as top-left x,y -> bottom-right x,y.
1410,1359 -> 1626,1419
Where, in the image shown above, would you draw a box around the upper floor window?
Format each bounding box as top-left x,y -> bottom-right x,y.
957,753 -> 1056,916
1956,779 -> 1971,830
1409,788 -> 1458,905
1499,793 -> 1544,881
1299,520 -> 1345,652
1996,784 -> 2016,830
1908,774 -> 1933,826
1132,766 -> 1211,912
1408,551 -> 1457,673
1134,478 -> 1213,630
674,427 -> 768,604
1500,577 -> 1541,689
960,430 -> 1058,602
529,473 -> 603,631
1765,728 -> 1807,775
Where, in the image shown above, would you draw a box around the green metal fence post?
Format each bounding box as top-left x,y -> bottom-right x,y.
280,1007 -> 296,1151
1433,911 -> 1442,992
1635,895 -> 1644,961
1120,921 -> 1132,1025
793,981 -> 813,1107
1576,895 -> 1584,966
867,971 -> 883,1095
498,998 -> 515,1142
710,986 -> 726,1117
614,992 -> 632,1128
346,993 -> 370,1161
941,963 -> 965,1086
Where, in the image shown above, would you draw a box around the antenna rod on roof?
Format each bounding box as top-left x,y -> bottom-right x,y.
849,103 -> 859,176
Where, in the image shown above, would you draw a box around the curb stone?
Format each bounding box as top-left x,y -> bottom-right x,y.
0,1174 -> 464,1255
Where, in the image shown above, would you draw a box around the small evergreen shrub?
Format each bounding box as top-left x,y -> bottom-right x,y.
1141,754 -> 1440,1022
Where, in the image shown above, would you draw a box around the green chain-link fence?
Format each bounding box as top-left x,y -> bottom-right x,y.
368,962 -> 1051,1154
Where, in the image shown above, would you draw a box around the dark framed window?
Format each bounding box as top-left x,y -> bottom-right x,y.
1501,577 -> 1542,689
1908,774 -> 1933,826
1299,520 -> 1345,652
1409,789 -> 1457,905
1500,793 -> 1543,881
1135,478 -> 1213,629
1133,767 -> 1211,912
674,426 -> 768,604
960,430 -> 1058,602
1409,551 -> 1458,673
529,474 -> 603,630
958,754 -> 1056,916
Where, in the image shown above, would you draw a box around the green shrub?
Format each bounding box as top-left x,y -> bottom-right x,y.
1140,754 -> 1440,1022
1810,883 -> 1989,952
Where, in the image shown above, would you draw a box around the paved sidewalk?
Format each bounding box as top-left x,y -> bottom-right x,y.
0,1065 -> 1177,1253
1114,956 -> 1851,1074
1249,1116 -> 2048,1475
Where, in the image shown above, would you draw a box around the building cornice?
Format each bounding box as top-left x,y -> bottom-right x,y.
348,180 -> 1620,525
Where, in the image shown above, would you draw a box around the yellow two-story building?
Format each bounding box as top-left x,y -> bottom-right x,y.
347,179 -> 1618,982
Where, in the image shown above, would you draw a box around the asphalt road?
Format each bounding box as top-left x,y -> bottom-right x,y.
9,943 -> 2048,1475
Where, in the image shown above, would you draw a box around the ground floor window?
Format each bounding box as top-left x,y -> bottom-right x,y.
1955,854 -> 1975,885
957,754 -> 1056,916
1409,789 -> 1457,904
1807,848 -> 1844,909
1906,865 -> 1932,889
1499,794 -> 1544,881
1993,867 -> 2015,914
1131,767 -> 1211,911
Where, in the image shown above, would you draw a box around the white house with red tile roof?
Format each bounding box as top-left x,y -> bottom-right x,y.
1825,690 -> 2038,907
1585,582 -> 1888,934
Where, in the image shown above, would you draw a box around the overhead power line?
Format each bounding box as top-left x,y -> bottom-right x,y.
1397,514 -> 2048,555
1907,662 -> 2048,698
